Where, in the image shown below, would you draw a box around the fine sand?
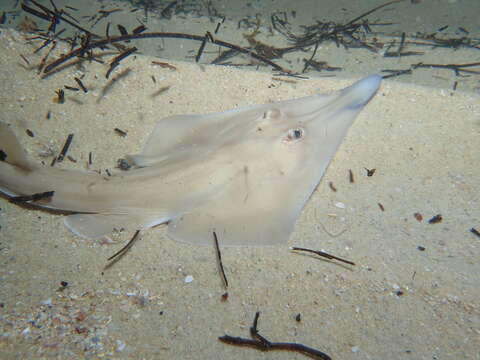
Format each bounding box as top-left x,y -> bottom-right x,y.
0,20 -> 479,360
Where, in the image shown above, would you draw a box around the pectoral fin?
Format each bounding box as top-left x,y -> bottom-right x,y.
65,212 -> 169,239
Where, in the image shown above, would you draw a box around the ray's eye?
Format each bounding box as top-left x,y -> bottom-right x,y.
284,128 -> 304,142
293,129 -> 302,139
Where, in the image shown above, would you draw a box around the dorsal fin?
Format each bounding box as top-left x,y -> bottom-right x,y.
0,122 -> 32,171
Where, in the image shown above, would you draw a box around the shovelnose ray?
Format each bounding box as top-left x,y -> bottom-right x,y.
0,75 -> 381,246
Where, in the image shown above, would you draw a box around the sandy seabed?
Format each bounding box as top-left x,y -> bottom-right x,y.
0,27 -> 479,359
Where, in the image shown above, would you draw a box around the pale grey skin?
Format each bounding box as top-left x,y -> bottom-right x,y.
0,75 -> 381,246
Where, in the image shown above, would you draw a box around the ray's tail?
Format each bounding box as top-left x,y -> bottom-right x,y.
0,122 -> 39,197
0,123 -> 32,169
0,122 -> 106,211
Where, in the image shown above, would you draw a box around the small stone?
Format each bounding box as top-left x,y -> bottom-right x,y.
335,202 -> 346,209
184,275 -> 194,283
116,339 -> 126,352
40,298 -> 52,306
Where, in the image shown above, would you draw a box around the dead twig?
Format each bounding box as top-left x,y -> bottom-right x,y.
220,312 -> 332,360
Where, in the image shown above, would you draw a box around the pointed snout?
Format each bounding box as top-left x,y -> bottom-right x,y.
342,75 -> 382,109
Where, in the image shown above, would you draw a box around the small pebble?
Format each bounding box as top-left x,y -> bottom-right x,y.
116,339 -> 126,352
184,275 -> 194,283
40,298 -> 52,306
335,202 -> 346,209
414,212 -> 423,222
